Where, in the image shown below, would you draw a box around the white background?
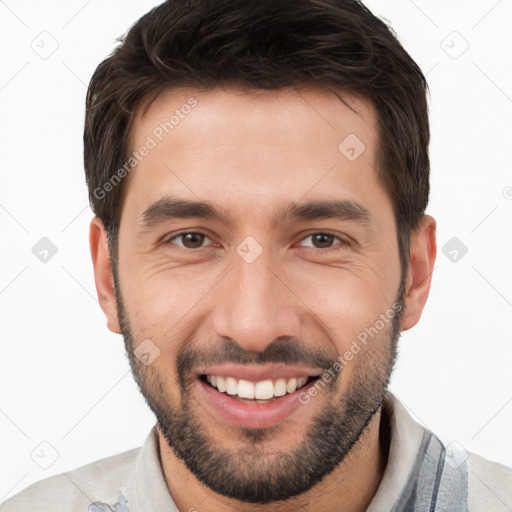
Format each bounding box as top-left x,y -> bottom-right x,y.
0,0 -> 511,502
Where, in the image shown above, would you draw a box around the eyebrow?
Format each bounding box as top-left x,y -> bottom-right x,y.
138,196 -> 373,231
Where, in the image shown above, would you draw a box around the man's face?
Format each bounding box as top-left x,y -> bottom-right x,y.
112,85 -> 404,503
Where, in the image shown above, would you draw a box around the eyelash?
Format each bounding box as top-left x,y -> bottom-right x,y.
164,231 -> 350,252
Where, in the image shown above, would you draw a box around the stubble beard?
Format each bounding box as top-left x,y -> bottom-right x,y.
113,269 -> 404,504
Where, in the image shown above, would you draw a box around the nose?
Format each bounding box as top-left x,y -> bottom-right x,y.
211,246 -> 302,353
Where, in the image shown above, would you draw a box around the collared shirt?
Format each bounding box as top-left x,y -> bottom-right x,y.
1,392 -> 511,511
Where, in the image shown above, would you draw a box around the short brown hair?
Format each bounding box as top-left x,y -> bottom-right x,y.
84,0 -> 430,273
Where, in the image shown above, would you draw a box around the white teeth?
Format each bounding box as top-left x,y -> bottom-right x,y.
273,378 -> 287,397
255,380 -> 274,400
286,378 -> 297,394
238,379 -> 255,399
226,376 -> 238,395
205,374 -> 311,399
216,375 -> 226,392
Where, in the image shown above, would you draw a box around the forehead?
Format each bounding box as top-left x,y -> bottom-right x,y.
134,84 -> 377,148
122,84 -> 385,225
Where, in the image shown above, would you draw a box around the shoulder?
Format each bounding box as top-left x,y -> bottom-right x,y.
0,447 -> 140,512
467,451 -> 512,512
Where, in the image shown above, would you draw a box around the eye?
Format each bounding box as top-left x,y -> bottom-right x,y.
165,232 -> 213,249
297,232 -> 349,250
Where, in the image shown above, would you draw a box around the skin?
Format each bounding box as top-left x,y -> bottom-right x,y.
90,84 -> 436,511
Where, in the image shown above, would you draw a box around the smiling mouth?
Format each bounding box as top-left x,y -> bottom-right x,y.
199,374 -> 319,403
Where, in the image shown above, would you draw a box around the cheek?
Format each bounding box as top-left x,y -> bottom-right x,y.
290,260 -> 397,338
118,263 -> 222,342
121,255 -> 399,346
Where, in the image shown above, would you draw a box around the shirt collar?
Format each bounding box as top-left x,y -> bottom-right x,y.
366,391 -> 427,511
129,424 -> 179,511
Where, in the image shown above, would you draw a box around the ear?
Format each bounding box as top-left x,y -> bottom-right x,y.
89,217 -> 121,334
401,215 -> 437,331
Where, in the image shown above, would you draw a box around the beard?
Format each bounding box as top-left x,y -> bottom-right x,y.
114,271 -> 405,504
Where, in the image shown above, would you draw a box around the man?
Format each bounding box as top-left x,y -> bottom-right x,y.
2,0 -> 511,510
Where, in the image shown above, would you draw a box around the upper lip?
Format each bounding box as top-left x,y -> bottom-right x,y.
196,364 -> 323,382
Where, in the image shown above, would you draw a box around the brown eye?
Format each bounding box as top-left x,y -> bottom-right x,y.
167,232 -> 210,249
298,232 -> 348,250
311,233 -> 335,248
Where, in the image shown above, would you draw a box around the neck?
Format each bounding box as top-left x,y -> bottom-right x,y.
159,409 -> 388,512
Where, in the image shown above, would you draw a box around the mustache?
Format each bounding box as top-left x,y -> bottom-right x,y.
176,336 -> 339,387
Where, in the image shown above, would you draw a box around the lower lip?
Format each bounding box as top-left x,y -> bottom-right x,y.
197,377 -> 318,429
